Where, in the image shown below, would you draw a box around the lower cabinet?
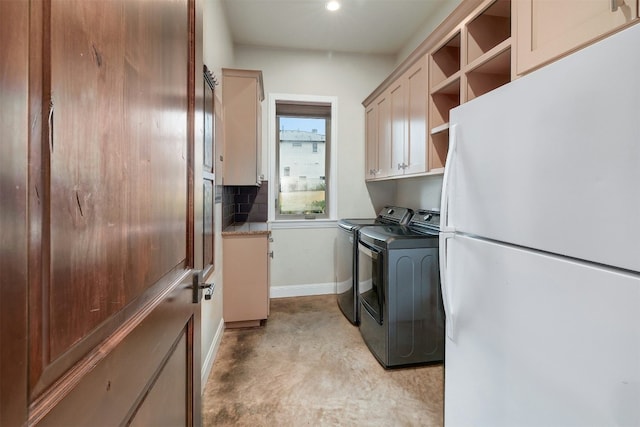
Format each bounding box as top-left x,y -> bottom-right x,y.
222,232 -> 270,327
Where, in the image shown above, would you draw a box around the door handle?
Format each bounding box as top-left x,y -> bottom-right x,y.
439,233 -> 456,342
202,283 -> 215,300
192,270 -> 214,303
611,0 -> 622,12
440,124 -> 458,233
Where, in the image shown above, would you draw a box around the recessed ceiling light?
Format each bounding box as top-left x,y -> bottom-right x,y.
326,1 -> 341,11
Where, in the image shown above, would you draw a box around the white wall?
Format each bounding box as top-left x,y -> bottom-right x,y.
365,179 -> 398,213
268,227 -> 337,297
203,0 -> 234,78
393,174 -> 443,212
233,46 -> 396,294
201,0 -> 234,389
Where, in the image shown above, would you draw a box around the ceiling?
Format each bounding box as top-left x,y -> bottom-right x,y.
221,0 -> 453,55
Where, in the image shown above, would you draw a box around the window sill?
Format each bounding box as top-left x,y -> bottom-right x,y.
270,219 -> 337,230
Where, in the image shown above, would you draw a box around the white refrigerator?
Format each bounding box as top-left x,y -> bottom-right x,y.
439,24 -> 640,427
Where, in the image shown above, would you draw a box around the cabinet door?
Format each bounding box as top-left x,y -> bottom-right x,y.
26,0 -> 202,424
222,71 -> 262,186
389,80 -> 406,177
515,0 -> 638,75
223,234 -> 269,324
376,92 -> 393,178
364,104 -> 379,180
404,57 -> 428,175
256,98 -> 263,182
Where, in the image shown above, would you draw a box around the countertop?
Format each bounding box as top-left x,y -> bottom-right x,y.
222,222 -> 270,236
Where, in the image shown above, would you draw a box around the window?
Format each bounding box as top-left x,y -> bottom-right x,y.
274,100 -> 332,219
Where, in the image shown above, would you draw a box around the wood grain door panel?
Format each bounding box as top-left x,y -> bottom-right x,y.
129,331 -> 189,427
17,0 -> 204,424
32,273 -> 198,426
45,0 -> 188,361
29,0 -> 190,399
0,0 -> 30,425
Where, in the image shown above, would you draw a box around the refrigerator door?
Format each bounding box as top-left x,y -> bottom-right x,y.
447,23 -> 640,272
444,234 -> 640,427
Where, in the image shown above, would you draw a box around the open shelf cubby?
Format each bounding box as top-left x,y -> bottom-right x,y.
429,77 -> 460,131
466,46 -> 511,101
429,130 -> 449,171
430,32 -> 461,87
466,0 -> 511,64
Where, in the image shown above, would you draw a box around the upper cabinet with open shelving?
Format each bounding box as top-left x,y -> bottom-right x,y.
466,0 -> 510,64
365,0 -> 514,179
364,0 -> 639,181
429,31 -> 461,130
430,32 -> 461,90
427,0 -> 512,172
428,31 -> 462,172
465,0 -> 511,102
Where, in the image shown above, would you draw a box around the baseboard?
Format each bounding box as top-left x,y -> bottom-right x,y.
270,282 -> 336,298
201,318 -> 225,393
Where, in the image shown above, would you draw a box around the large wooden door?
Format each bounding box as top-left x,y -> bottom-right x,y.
1,1 -> 30,425
1,0 -> 204,424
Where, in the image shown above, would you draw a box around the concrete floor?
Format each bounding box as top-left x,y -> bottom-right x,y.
202,295 -> 444,426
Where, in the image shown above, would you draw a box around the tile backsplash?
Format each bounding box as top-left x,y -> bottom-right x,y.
222,181 -> 268,228
222,186 -> 236,228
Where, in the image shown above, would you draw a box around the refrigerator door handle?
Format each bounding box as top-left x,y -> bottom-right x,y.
439,232 -> 456,342
440,124 -> 458,233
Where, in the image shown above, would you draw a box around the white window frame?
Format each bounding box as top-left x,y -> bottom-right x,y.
268,93 -> 338,227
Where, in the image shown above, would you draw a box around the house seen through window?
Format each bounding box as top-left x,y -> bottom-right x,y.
276,101 -> 330,219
